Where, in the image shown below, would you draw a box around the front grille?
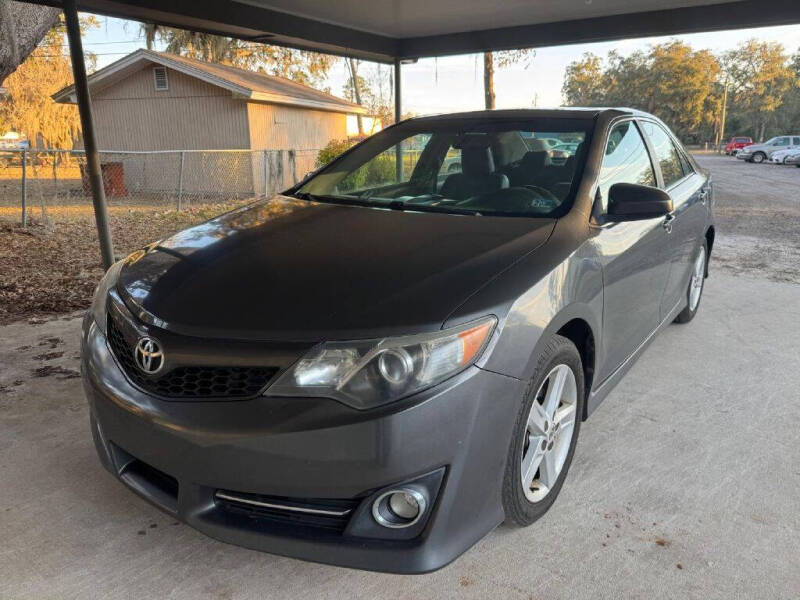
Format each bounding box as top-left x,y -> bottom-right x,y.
107,316 -> 277,399
215,490 -> 359,533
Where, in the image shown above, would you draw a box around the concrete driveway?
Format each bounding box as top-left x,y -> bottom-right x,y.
1,271 -> 798,599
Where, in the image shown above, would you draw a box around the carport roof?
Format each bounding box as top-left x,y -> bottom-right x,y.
28,0 -> 800,63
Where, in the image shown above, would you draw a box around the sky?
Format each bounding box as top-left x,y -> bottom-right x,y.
82,18 -> 800,116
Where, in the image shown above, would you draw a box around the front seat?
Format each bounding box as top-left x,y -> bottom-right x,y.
508,150 -> 548,187
441,145 -> 509,200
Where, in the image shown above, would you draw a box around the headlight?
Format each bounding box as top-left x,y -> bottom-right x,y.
266,316 -> 497,409
90,259 -> 125,336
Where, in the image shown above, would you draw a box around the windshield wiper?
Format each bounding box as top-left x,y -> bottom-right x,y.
292,192 -> 481,216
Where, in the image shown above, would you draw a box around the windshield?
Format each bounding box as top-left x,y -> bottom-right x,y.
296,118 -> 592,217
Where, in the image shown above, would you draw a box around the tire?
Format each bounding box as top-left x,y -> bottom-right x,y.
751,152 -> 766,164
502,334 -> 584,526
674,241 -> 708,324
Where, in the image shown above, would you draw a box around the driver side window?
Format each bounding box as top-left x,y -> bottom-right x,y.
597,121 -> 656,213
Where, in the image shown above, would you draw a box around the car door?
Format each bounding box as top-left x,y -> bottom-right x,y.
639,120 -> 708,319
591,120 -> 673,383
767,137 -> 790,157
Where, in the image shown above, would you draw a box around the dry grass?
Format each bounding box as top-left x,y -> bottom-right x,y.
0,200 -> 252,324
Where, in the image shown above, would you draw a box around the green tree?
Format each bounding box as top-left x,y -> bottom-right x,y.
562,42 -> 722,142
722,40 -> 796,141
561,53 -> 606,105
141,25 -> 336,89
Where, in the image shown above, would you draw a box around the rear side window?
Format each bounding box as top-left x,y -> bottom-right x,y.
597,121 -> 655,213
793,137 -> 800,145
641,122 -> 686,188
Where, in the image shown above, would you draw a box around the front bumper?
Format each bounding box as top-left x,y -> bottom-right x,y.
81,316 -> 524,573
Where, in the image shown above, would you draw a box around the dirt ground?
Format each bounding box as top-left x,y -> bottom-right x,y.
695,153 -> 800,283
0,201 -> 251,324
0,153 -> 797,324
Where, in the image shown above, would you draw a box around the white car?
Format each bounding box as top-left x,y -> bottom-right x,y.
768,147 -> 800,164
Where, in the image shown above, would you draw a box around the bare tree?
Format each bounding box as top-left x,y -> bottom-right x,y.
346,57 -> 364,135
0,0 -> 59,82
483,50 -> 536,110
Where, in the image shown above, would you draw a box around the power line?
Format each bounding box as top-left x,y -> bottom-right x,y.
38,39 -> 141,46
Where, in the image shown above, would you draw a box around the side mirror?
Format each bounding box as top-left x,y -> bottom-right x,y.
607,183 -> 673,221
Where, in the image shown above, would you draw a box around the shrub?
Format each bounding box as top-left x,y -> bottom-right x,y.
315,139 -> 354,168
315,139 -> 399,192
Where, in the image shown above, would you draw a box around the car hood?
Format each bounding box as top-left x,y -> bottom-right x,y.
117,196 -> 555,341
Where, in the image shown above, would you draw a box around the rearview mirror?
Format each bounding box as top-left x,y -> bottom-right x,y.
607,183 -> 673,221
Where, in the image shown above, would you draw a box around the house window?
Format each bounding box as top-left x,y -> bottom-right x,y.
153,67 -> 169,91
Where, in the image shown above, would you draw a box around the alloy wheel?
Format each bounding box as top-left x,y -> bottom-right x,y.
689,246 -> 706,311
520,364 -> 578,503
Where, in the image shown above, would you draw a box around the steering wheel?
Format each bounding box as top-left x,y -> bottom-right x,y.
455,186 -> 559,213
523,185 -> 559,205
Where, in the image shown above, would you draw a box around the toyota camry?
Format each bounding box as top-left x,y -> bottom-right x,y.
81,108 -> 714,573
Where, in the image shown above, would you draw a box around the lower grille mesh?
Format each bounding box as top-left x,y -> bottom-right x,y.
215,490 -> 359,532
107,316 -> 277,399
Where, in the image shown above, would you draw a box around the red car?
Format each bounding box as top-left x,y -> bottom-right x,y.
724,136 -> 753,155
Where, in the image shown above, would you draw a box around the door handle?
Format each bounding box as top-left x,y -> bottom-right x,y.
662,213 -> 675,233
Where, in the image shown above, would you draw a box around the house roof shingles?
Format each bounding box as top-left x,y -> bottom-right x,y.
53,49 -> 366,115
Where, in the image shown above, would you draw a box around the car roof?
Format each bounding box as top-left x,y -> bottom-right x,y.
405,107 -> 650,124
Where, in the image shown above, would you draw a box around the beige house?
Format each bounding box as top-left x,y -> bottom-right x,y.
53,49 -> 367,196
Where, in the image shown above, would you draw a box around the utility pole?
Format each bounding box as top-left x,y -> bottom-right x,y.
719,80 -> 729,154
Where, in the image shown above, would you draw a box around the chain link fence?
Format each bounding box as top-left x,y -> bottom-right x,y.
0,148 -> 321,225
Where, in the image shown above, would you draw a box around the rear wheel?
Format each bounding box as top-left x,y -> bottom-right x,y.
502,335 -> 584,526
674,242 -> 707,324
751,152 -> 766,164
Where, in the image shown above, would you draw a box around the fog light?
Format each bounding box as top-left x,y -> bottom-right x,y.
372,488 -> 427,528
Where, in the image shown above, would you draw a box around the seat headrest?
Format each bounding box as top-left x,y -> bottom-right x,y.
527,138 -> 549,152
461,145 -> 495,176
520,151 -> 548,170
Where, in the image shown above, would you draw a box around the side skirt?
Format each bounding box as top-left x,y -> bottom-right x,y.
585,298 -> 684,418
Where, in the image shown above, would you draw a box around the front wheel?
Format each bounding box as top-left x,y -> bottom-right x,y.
751,152 -> 766,164
674,242 -> 707,324
502,335 -> 584,526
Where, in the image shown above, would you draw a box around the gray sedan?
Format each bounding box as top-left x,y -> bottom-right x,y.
82,108 -> 714,573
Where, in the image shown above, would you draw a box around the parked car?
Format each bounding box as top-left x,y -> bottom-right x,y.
786,152 -> 800,167
724,136 -> 753,155
736,135 -> 800,163
82,108 -> 714,574
768,147 -> 800,164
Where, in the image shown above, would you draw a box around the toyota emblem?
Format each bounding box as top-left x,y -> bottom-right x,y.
134,337 -> 164,374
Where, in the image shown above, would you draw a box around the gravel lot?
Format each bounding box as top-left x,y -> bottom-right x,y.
694,153 -> 800,283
